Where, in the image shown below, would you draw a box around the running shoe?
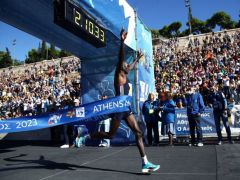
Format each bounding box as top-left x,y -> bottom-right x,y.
142,162 -> 160,173
60,144 -> 69,148
218,141 -> 223,145
78,134 -> 89,145
196,142 -> 204,147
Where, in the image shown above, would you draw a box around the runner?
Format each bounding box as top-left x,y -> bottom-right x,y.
81,29 -> 160,173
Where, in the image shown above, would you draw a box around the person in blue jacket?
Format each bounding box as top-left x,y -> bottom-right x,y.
208,85 -> 233,145
186,86 -> 205,147
142,93 -> 160,146
161,92 -> 176,146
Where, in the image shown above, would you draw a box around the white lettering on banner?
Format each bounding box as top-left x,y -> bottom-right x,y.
201,113 -> 210,117
93,100 -> 131,113
125,100 -> 131,106
176,126 -> 189,132
0,123 -> 11,130
119,100 -> 124,107
177,125 -> 213,132
16,119 -> 38,129
76,107 -> 85,117
113,101 -> 118,108
177,113 -> 210,118
183,127 -> 189,131
93,106 -> 99,113
201,126 -> 213,131
102,103 -> 109,110
176,113 -> 188,118
109,102 -> 113,109
177,119 -> 188,125
177,112 -> 211,118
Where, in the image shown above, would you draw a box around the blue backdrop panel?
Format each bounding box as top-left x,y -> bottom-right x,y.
81,53 -> 136,144
175,108 -> 216,136
136,18 -> 155,102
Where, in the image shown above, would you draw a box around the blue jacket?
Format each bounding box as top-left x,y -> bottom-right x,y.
162,99 -> 176,123
142,100 -> 159,122
186,92 -> 205,115
208,91 -> 227,111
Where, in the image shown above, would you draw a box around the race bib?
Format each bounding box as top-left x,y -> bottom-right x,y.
149,109 -> 154,114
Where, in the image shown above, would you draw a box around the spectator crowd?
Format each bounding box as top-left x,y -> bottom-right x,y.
154,29 -> 240,107
0,56 -> 81,119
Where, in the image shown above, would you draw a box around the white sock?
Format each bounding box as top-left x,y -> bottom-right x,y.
142,155 -> 148,165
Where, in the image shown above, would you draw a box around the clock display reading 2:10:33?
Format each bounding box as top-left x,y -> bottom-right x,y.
73,8 -> 105,43
54,0 -> 106,47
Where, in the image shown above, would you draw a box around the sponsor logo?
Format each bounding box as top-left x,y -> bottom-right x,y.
48,114 -> 62,125
66,110 -> 75,118
76,107 -> 85,117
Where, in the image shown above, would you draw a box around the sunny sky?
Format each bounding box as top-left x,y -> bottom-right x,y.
0,0 -> 239,61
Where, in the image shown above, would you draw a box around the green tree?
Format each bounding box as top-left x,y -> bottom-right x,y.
0,48 -> 13,68
187,17 -> 212,34
159,25 -> 171,38
24,41 -> 71,64
40,40 -> 47,60
206,11 -> 237,30
225,20 -> 238,29
179,29 -> 188,37
168,22 -> 182,36
151,29 -> 160,38
13,60 -> 24,66
25,49 -> 40,64
59,49 -> 72,57
48,44 -> 59,59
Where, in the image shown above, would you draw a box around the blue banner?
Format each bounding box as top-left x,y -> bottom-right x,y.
136,18 -> 155,102
175,108 -> 216,135
0,96 -> 131,133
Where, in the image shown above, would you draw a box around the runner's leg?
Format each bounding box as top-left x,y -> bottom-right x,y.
125,114 -> 145,157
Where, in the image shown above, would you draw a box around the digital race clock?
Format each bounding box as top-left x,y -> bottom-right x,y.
54,0 -> 106,48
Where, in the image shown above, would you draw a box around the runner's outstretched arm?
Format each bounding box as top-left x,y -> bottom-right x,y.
114,29 -> 127,95
115,29 -> 127,75
126,50 -> 144,72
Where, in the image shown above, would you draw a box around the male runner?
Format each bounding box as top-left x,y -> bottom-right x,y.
82,29 -> 160,173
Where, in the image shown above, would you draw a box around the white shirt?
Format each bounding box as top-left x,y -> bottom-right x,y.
223,78 -> 230,87
74,98 -> 80,107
